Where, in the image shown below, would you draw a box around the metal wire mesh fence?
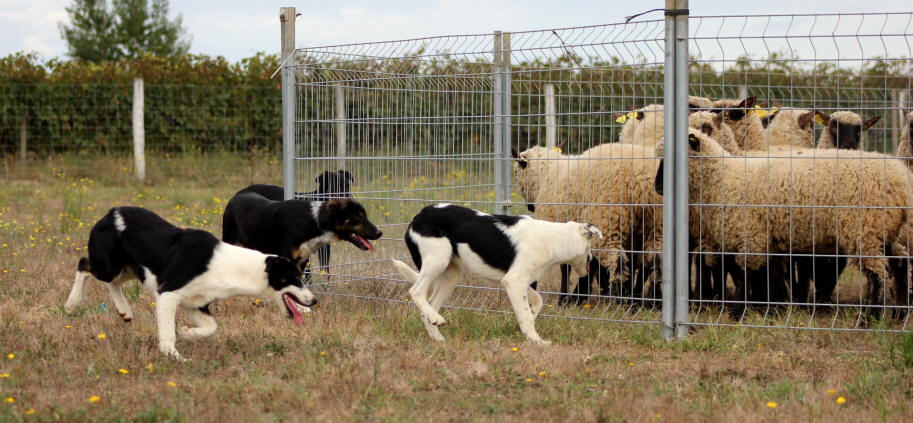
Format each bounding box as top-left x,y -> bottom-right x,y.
0,84 -> 281,154
286,11 -> 913,333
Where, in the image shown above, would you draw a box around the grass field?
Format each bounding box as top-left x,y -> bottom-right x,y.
2,153 -> 913,422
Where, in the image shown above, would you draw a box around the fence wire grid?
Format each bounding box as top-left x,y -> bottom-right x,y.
288,12 -> 913,333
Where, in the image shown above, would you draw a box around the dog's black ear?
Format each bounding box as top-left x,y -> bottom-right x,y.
326,197 -> 347,213
265,255 -> 282,273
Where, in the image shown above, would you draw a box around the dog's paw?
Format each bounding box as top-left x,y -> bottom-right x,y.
531,338 -> 551,346
160,348 -> 186,362
118,312 -> 133,323
426,312 -> 446,326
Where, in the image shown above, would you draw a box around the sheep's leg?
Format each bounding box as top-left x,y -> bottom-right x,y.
557,264 -> 573,306
888,255 -> 910,321
861,257 -> 891,321
811,257 -> 844,305
727,256 -> 748,320
792,257 -> 811,307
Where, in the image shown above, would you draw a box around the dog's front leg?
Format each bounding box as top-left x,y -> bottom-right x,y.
502,274 -> 549,345
179,305 -> 218,341
155,292 -> 185,361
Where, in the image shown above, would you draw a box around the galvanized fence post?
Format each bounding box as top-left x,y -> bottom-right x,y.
280,7 -> 296,200
492,31 -> 512,214
662,0 -> 690,340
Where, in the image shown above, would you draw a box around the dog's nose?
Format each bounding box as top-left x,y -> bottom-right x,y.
308,297 -> 318,307
376,231 -> 383,238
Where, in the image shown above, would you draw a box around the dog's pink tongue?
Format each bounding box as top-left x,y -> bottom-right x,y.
356,235 -> 374,251
284,295 -> 303,326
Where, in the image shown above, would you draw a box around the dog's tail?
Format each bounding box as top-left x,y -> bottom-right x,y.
65,257 -> 92,314
390,259 -> 419,283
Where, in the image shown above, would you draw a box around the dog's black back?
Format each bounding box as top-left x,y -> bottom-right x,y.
222,191 -> 324,259
86,207 -> 220,292
405,204 -> 522,272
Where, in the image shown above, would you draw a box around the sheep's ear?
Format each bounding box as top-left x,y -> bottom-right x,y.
636,111 -> 645,120
797,111 -> 815,129
653,159 -> 664,196
738,96 -> 757,109
813,109 -> 830,125
760,110 -> 778,128
758,100 -> 769,108
511,149 -> 528,169
712,113 -> 724,127
862,116 -> 881,131
688,133 -> 701,151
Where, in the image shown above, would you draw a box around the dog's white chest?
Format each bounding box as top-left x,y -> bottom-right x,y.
455,243 -> 505,281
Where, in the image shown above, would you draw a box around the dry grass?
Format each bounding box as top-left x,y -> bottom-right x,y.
1,153 -> 913,422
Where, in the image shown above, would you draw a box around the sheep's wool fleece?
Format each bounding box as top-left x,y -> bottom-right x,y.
515,144 -> 662,276
674,131 -> 913,274
619,96 -> 713,146
712,99 -> 768,152
766,109 -> 815,148
689,111 -> 740,155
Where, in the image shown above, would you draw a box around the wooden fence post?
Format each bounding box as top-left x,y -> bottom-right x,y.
133,78 -> 146,182
335,85 -> 346,170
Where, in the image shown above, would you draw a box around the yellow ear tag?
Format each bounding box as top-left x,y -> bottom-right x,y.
616,115 -> 628,123
551,147 -> 562,153
814,114 -> 826,125
750,105 -> 769,118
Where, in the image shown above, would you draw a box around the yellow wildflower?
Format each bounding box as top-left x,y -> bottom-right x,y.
97,333 -> 106,339
837,397 -> 846,404
766,401 -> 777,409
89,396 -> 100,403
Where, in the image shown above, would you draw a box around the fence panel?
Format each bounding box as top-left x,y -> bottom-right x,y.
291,12 -> 913,334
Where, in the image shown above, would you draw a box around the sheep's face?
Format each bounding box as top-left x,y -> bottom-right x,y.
819,111 -> 880,150
512,146 -> 556,212
712,96 -> 756,123
654,128 -> 722,196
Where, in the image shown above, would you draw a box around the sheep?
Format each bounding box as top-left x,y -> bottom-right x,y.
654,129 -> 913,316
617,96 -> 714,146
814,110 -> 881,150
765,108 -> 818,148
712,96 -> 768,151
893,111 -> 913,171
513,143 -> 662,303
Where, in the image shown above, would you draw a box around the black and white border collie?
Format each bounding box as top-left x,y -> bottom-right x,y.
64,206 -> 317,361
221,186 -> 382,276
390,204 -> 602,345
229,170 -> 354,275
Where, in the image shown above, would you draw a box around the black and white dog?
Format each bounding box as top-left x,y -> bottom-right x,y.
64,206 -> 316,361
390,204 -> 602,345
221,187 -> 382,275
230,170 -> 354,274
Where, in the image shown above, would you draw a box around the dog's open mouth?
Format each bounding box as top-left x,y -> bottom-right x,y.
283,293 -> 308,325
345,233 -> 375,251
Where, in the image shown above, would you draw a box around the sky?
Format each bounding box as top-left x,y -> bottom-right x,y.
0,0 -> 908,62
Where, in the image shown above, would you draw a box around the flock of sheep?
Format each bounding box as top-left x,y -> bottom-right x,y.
514,96 -> 913,317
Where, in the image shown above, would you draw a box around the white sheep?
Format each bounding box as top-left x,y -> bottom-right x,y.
655,129 -> 913,314
893,111 -> 913,171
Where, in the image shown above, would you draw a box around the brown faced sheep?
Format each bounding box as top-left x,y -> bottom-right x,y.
814,110 -> 881,150
655,130 -> 913,316
617,96 -> 714,147
514,144 -> 662,304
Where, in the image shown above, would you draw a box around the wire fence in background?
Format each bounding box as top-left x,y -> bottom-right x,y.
0,84 -> 282,155
287,11 -> 913,334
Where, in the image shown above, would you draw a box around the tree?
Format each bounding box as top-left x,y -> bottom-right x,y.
59,0 -> 191,62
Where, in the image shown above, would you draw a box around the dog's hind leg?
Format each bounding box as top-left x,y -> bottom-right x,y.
107,270 -> 136,322
422,265 -> 460,342
502,272 -> 549,345
407,237 -> 451,327
155,292 -> 185,361
179,304 -> 218,341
